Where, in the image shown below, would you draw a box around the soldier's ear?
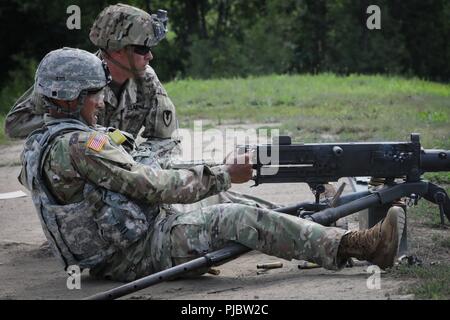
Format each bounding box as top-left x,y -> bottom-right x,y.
51,98 -> 69,108
60,99 -> 78,111
103,49 -> 120,61
111,48 -> 128,60
48,98 -> 78,113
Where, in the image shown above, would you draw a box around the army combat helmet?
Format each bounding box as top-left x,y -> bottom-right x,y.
89,3 -> 168,78
34,47 -> 111,114
89,3 -> 168,51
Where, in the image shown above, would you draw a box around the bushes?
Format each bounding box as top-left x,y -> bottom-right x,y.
1,0 -> 450,115
0,54 -> 37,115
179,0 -> 450,80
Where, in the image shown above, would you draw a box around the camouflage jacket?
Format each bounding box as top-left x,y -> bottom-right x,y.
4,57 -> 177,140
19,117 -> 230,268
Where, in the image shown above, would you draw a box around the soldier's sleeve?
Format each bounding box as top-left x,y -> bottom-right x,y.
140,66 -> 178,140
4,86 -> 45,138
69,131 -> 231,204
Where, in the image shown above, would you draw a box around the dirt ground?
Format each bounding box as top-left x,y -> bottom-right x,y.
0,134 -> 442,300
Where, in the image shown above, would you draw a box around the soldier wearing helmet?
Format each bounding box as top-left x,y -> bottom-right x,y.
34,48 -> 111,126
5,3 -> 177,152
20,47 -> 405,282
89,4 -> 177,142
5,2 -> 284,210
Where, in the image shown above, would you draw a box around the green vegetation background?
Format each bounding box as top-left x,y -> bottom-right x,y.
2,1 -> 450,113
0,0 -> 449,145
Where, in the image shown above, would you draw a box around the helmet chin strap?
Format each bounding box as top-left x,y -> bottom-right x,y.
101,48 -> 145,81
125,46 -> 144,79
76,91 -> 88,123
102,48 -> 145,112
45,91 -> 87,121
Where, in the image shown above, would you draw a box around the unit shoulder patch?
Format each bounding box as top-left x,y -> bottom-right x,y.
108,129 -> 127,145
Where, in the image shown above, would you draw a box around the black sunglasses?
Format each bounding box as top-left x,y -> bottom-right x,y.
86,87 -> 104,95
132,45 -> 152,56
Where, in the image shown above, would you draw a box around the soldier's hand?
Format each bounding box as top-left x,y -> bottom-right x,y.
225,153 -> 253,184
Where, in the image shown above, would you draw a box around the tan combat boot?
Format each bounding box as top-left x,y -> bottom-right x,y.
337,206 -> 405,269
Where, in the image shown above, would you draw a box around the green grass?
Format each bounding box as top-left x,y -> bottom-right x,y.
165,73 -> 450,147
390,264 -> 450,299
424,172 -> 450,185
408,184 -> 450,227
1,73 -> 449,147
431,234 -> 450,249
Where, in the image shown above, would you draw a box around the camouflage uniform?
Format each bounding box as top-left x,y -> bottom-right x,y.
7,3 -> 279,211
4,63 -> 176,141
21,46 -> 404,281
21,116 -> 347,282
19,45 -> 346,280
4,3 -> 176,142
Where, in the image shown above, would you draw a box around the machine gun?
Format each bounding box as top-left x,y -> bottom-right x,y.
86,133 -> 449,300
246,133 -> 450,226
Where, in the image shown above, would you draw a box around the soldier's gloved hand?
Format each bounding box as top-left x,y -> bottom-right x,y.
225,153 -> 253,184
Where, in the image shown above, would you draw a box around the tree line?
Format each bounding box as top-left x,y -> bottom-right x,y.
1,0 -> 449,113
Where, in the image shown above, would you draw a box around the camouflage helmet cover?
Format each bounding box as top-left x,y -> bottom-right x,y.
89,3 -> 168,51
34,47 -> 111,101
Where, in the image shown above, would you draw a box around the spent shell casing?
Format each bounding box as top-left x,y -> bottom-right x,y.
298,261 -> 320,269
207,268 -> 221,275
256,262 -> 283,269
256,271 -> 268,275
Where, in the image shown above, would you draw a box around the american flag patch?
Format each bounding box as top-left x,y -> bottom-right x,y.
86,133 -> 107,152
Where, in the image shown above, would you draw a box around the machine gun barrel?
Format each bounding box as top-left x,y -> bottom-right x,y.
420,149 -> 450,172
85,242 -> 249,300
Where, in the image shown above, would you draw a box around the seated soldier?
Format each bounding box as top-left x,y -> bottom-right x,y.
20,48 -> 405,282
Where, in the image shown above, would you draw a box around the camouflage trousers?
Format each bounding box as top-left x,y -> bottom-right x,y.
90,203 -> 347,282
171,189 -> 280,213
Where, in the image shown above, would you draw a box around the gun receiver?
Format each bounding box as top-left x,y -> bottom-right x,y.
250,133 -> 449,186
